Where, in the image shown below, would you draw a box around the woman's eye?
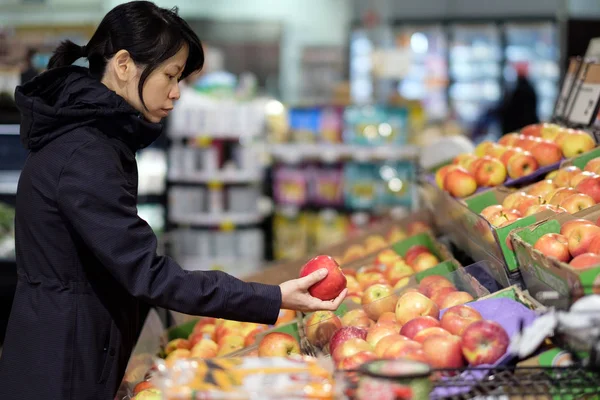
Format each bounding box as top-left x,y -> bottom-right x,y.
167,74 -> 176,80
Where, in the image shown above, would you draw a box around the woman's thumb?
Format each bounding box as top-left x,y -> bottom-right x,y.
299,268 -> 328,287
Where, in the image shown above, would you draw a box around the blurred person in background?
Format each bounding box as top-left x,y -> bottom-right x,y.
499,62 -> 539,135
20,48 -> 39,84
0,2 -> 346,399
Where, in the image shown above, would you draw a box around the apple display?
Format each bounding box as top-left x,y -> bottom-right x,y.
522,124 -> 543,137
361,283 -> 398,321
440,292 -> 475,309
406,221 -> 433,236
502,191 -> 530,210
304,310 -> 342,348
381,339 -> 423,359
560,219 -> 593,237
399,316 -> 441,339
258,332 -> 301,357
474,141 -> 495,157
526,180 -> 557,198
377,311 -> 398,325
418,275 -> 455,297
423,335 -> 465,368
553,166 -> 582,188
413,327 -> 451,343
411,252 -> 441,272
584,157 -> 600,173
569,253 -> 600,269
575,176 -> 600,203
299,255 -> 347,301
443,167 -> 477,198
385,260 -> 414,286
165,339 -> 191,356
480,205 -> 504,221
190,339 -> 218,359
547,188 -> 578,206
404,245 -> 431,265
539,123 -> 561,140
341,309 -> 370,327
507,151 -> 539,179
570,171 -> 598,188
374,249 -> 402,269
499,147 -> 523,166
488,209 -> 521,228
567,224 -> 600,257
430,286 -> 458,307
586,235 -> 600,255
328,326 -> 368,356
440,305 -> 483,336
331,338 -> 373,364
531,140 -> 562,167
345,275 -> 362,295
498,133 -> 522,146
374,334 -> 410,357
401,349 -> 430,364
461,320 -> 510,366
217,335 -> 245,356
342,245 -> 366,263
244,326 -> 268,347
524,204 -> 566,217
356,271 -> 387,290
514,194 -> 543,216
338,350 -> 378,370
395,291 -> 440,325
560,131 -> 595,158
534,233 -> 571,262
386,227 -> 407,244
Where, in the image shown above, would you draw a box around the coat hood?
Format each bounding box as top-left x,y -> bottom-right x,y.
14,66 -> 163,151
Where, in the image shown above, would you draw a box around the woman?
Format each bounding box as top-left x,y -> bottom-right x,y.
0,2 -> 346,399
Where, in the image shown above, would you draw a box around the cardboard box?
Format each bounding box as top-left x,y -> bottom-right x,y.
511,204 -> 600,309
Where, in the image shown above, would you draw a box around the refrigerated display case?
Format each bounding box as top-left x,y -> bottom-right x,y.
503,22 -> 560,122
449,23 -> 503,134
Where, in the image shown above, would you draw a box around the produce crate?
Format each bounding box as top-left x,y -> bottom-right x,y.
243,209 -> 434,285
511,204 -> 600,309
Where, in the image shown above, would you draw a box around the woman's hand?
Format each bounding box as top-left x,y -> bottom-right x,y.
279,268 -> 347,313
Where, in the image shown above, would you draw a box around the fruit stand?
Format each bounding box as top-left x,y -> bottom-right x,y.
122,61 -> 600,400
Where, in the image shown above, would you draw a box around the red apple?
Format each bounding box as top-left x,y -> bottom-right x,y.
553,166 -> 582,188
569,252 -> 600,269
531,140 -> 562,167
381,339 -> 422,359
423,335 -> 465,368
524,204 -> 566,217
502,191 -> 529,210
402,349 -> 430,364
418,275 -> 455,297
560,219 -> 593,237
332,338 -> 373,364
395,291 -> 440,325
436,165 -> 460,188
328,326 -> 368,356
480,204 -> 504,221
374,334 -> 410,357
575,176 -> 600,203
461,320 -> 510,366
444,167 -> 477,198
377,312 -> 398,325
488,209 -> 521,228
534,233 -> 571,263
570,171 -> 599,188
453,153 -> 479,169
374,249 -> 402,270
499,133 -> 522,146
584,157 -> 600,173
441,305 -> 483,336
404,245 -> 431,265
361,283 -> 398,321
258,332 -> 300,357
413,326 -> 451,343
527,180 -> 557,198
299,255 -> 347,301
521,124 -> 542,137
440,292 -> 475,309
568,224 -> 600,257
410,253 -> 441,272
406,221 -> 433,236
515,194 -> 543,216
338,350 -> 377,370
399,316 -> 440,340
586,235 -> 600,255
385,260 -> 414,286
430,286 -> 458,307
547,188 -> 579,206
475,141 -> 495,157
559,193 -> 596,214
340,309 -> 370,327
304,310 -> 342,348
366,322 -> 401,347
507,151 -> 539,179
475,157 -> 507,187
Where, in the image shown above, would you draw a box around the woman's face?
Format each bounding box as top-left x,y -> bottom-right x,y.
127,45 -> 189,123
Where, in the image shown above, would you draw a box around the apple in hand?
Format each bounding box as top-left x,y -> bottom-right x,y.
444,167 -> 477,198
328,326 -> 368,356
304,311 -> 342,348
441,305 -> 483,335
361,283 -> 398,321
299,255 -> 346,301
575,176 -> 600,203
569,252 -> 600,269
440,291 -> 474,309
568,224 -> 600,257
534,233 -> 571,262
423,335 -> 465,368
559,193 -> 595,214
475,156 -> 507,186
507,151 -> 539,179
395,291 -> 440,325
399,316 -> 440,340
461,320 -> 510,366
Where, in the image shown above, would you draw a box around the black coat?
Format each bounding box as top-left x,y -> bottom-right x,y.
0,66 -> 282,400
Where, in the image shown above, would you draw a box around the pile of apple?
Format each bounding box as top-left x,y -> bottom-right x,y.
435,123 -> 596,198
478,156 -> 600,228
533,218 -> 600,271
333,221 -> 433,265
342,244 -> 442,305
302,275 -> 510,371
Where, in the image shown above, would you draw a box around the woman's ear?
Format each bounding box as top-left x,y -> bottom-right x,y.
112,49 -> 136,82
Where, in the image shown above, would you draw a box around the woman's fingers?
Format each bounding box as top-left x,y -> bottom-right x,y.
296,268 -> 328,289
310,288 -> 348,311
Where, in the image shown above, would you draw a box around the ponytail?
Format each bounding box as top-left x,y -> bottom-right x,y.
47,40 -> 87,69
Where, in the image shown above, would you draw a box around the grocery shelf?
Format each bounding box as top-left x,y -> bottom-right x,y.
177,256 -> 263,279
168,170 -> 262,184
260,143 -> 420,164
169,212 -> 264,226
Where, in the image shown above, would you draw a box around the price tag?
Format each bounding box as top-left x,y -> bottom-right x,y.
564,62 -> 589,123
219,220 -> 235,231
554,58 -> 582,119
567,63 -> 600,126
194,136 -> 212,147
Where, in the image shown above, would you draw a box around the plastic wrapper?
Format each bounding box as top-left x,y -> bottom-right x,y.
152,356 -> 340,399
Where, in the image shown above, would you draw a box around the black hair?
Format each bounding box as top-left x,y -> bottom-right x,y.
47,1 -> 203,109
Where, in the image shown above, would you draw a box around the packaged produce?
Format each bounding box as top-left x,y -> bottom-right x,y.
311,211 -> 349,250
152,356 -> 338,399
308,165 -> 344,206
343,105 -> 408,146
343,162 -> 378,210
273,211 -> 311,260
273,166 -> 309,206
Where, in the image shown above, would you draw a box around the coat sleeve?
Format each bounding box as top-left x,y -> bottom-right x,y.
56,139 -> 282,324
